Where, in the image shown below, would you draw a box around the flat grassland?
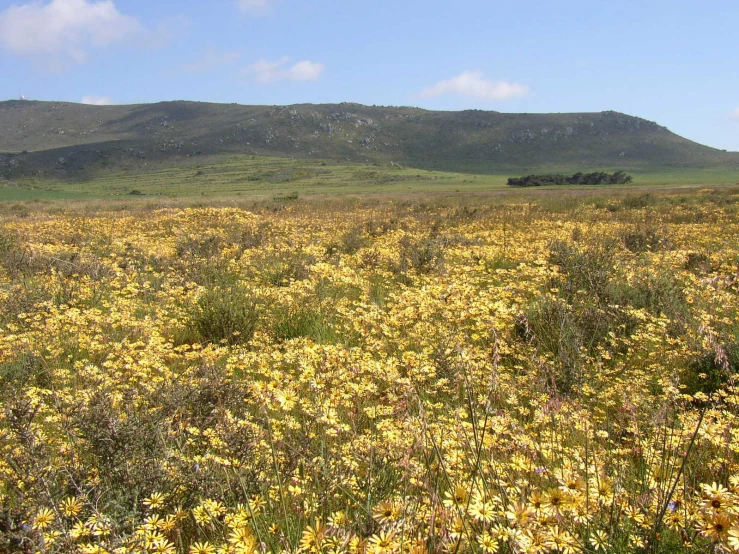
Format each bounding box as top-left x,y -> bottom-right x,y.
1,154 -> 737,201
1,188 -> 739,554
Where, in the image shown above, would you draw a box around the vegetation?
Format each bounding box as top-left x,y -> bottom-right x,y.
2,154 -> 739,202
1,188 -> 739,553
1,101 -> 737,184
508,171 -> 633,187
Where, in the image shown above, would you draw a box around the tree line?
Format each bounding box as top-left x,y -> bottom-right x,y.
507,171 -> 633,187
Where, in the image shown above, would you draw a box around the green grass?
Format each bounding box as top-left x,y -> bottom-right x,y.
0,184 -> 92,201
626,167 -> 738,187
2,155 -> 737,201
2,156 -> 507,199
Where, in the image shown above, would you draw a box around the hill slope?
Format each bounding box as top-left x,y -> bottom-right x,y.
1,100 -> 737,179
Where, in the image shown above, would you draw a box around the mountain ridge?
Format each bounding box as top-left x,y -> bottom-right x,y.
1,100 -> 737,180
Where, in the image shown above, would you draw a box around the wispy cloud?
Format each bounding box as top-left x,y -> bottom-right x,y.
181,47 -> 241,73
81,95 -> 114,105
421,71 -> 529,101
730,108 -> 739,119
246,58 -> 325,83
235,0 -> 271,15
0,0 -> 142,70
145,15 -> 190,49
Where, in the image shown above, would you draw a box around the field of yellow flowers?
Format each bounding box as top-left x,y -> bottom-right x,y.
1,189 -> 739,554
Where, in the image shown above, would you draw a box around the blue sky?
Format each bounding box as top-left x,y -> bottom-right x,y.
1,0 -> 738,151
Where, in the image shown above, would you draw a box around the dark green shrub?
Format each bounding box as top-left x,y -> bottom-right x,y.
516,297 -> 582,393
621,226 -> 665,253
272,305 -> 324,341
0,284 -> 44,327
368,274 -> 391,306
684,252 -> 711,272
575,302 -> 633,352
340,225 -> 368,255
175,232 -> 223,259
682,342 -> 737,396
548,239 -> 616,303
270,301 -> 345,344
0,352 -> 48,390
621,193 -> 655,209
253,250 -> 315,286
233,222 -> 270,250
614,271 -> 688,325
0,228 -> 31,278
398,235 -> 445,275
507,171 -> 632,187
325,225 -> 368,257
70,388 -> 170,529
191,285 -> 260,345
272,191 -> 298,202
0,227 -> 17,254
364,218 -> 402,237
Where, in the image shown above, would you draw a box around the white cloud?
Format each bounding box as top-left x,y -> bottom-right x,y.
288,60 -> 326,81
81,95 -> 114,105
235,0 -> 270,14
0,0 -> 142,69
181,47 -> 241,73
421,71 -> 530,101
247,58 -> 325,83
730,108 -> 739,119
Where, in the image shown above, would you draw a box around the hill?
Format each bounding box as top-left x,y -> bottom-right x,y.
1,100 -> 738,180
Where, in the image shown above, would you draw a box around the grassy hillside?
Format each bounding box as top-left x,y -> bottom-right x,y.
1,101 -> 738,184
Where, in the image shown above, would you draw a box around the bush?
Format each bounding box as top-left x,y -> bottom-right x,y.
0,351 -> 47,391
191,285 -> 260,345
325,225 -> 368,256
272,191 -> 299,202
682,341 -> 737,396
684,252 -> 711,272
616,271 -> 687,321
271,304 -> 326,341
621,193 -> 655,209
548,239 -> 616,303
516,297 -> 582,393
232,222 -> 270,250
0,228 -> 30,278
621,226 -> 666,253
339,225 -> 368,255
507,171 -> 632,187
364,217 -> 402,237
398,235 -> 445,275
175,232 -> 224,259
253,250 -> 315,286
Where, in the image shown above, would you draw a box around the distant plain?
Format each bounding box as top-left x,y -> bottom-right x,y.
1,154 -> 737,203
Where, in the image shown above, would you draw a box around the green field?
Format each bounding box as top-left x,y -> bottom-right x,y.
1,154 -> 737,202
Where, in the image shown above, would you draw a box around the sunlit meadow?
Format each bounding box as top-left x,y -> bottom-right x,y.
1,189 -> 739,554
